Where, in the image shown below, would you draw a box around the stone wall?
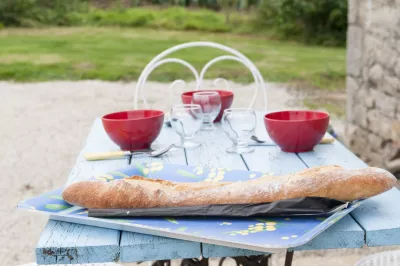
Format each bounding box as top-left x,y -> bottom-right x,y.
345,0 -> 400,174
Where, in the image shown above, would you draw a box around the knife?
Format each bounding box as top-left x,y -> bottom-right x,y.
84,150 -> 132,161
84,148 -> 152,161
84,145 -> 175,161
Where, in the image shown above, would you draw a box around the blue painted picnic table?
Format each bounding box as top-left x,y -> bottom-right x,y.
35,111 -> 400,265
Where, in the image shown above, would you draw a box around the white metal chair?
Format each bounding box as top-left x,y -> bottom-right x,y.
133,41 -> 267,110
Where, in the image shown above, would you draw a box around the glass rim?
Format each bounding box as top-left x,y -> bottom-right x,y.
171,104 -> 202,110
193,91 -> 220,96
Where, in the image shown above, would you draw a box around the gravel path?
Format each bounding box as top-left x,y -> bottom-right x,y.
0,80 -> 395,266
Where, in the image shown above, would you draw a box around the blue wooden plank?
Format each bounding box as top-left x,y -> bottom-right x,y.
297,139 -> 367,169
38,119 -> 127,264
130,126 -> 187,166
241,146 -> 306,175
351,188 -> 400,247
202,244 -> 265,258
250,111 -> 274,146
120,233 -> 201,262
36,220 -> 120,264
36,220 -> 59,265
185,125 -> 247,169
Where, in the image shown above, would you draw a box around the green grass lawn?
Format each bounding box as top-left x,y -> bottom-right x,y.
0,27 -> 346,90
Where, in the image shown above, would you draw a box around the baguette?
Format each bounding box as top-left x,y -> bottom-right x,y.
62,165 -> 397,209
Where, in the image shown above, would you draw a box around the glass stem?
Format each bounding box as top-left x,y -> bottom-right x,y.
181,136 -> 194,145
180,137 -> 186,147
236,140 -> 248,148
202,115 -> 214,130
203,121 -> 213,128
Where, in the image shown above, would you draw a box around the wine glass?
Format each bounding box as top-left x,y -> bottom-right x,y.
191,91 -> 221,131
222,108 -> 257,154
170,104 -> 203,148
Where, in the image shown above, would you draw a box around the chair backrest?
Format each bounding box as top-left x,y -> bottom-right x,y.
134,41 -> 267,110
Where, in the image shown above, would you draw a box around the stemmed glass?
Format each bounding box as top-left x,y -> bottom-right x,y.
222,108 -> 257,154
191,91 -> 221,131
170,104 -> 203,148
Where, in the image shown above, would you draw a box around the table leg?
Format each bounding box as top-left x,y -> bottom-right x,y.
152,260 -> 171,266
218,255 -> 271,266
284,251 -> 294,266
181,258 -> 209,266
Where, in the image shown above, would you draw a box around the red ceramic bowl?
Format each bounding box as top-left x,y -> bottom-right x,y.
181,90 -> 234,122
102,110 -> 164,151
264,110 -> 329,153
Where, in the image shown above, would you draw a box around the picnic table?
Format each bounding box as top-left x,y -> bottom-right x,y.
35,111 -> 400,266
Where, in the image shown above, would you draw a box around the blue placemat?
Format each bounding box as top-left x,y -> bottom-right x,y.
18,163 -> 363,252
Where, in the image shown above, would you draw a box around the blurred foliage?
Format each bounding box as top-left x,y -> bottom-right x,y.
0,0 -> 90,26
256,0 -> 347,46
0,0 -> 35,27
0,3 -> 248,33
0,0 -> 347,46
90,0 -> 260,10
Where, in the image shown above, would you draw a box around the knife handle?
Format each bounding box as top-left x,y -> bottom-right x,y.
320,137 -> 335,144
84,151 -> 130,161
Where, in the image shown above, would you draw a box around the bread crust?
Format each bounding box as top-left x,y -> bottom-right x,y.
62,166 -> 397,209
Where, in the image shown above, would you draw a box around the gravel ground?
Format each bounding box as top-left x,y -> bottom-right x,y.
0,80 -> 397,266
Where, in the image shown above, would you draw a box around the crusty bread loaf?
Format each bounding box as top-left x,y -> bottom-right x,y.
62,165 -> 397,209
